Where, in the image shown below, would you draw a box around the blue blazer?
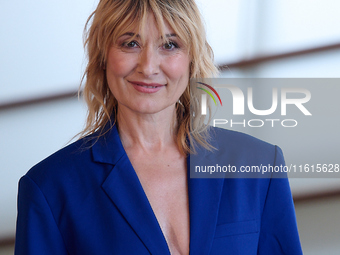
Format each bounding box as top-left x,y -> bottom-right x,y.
15,126 -> 303,255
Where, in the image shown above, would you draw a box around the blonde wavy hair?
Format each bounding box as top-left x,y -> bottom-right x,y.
80,0 -> 218,154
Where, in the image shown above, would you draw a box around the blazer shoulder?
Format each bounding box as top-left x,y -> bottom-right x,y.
205,126 -> 285,172
209,126 -> 276,152
24,136 -> 97,189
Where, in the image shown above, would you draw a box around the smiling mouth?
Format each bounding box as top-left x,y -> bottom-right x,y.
129,81 -> 166,88
128,81 -> 166,93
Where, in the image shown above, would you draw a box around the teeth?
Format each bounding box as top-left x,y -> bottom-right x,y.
141,85 -> 157,88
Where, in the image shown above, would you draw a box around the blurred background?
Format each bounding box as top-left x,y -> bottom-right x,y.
1,0 -> 340,254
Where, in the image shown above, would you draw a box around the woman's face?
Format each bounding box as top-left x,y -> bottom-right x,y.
106,14 -> 190,116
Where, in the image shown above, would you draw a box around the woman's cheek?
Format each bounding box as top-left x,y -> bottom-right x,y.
163,54 -> 190,79
107,49 -> 137,77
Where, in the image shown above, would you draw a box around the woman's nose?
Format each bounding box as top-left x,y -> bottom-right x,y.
137,46 -> 160,77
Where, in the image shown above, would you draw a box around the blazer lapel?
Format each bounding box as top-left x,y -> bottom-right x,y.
92,125 -> 224,254
92,126 -> 171,255
188,139 -> 225,255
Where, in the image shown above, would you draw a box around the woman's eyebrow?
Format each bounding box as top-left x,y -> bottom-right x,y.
120,32 -> 140,38
119,32 -> 177,39
166,33 -> 177,38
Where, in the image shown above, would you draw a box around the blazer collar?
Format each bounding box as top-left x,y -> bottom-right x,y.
91,124 -> 170,254
92,125 -> 224,255
91,124 -> 125,165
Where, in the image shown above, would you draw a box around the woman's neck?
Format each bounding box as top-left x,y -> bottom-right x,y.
116,105 -> 178,152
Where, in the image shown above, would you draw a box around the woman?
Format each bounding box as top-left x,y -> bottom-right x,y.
15,0 -> 303,254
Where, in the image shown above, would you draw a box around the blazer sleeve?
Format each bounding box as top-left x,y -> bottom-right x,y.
257,146 -> 303,255
15,175 -> 68,255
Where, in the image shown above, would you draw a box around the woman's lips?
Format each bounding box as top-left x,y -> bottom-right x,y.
129,81 -> 166,93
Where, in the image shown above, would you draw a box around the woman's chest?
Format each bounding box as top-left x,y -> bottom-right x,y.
131,155 -> 190,255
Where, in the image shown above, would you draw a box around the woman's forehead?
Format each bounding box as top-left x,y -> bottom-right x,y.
116,14 -> 179,42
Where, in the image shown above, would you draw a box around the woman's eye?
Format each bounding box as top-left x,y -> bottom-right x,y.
163,42 -> 178,50
123,41 -> 139,48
